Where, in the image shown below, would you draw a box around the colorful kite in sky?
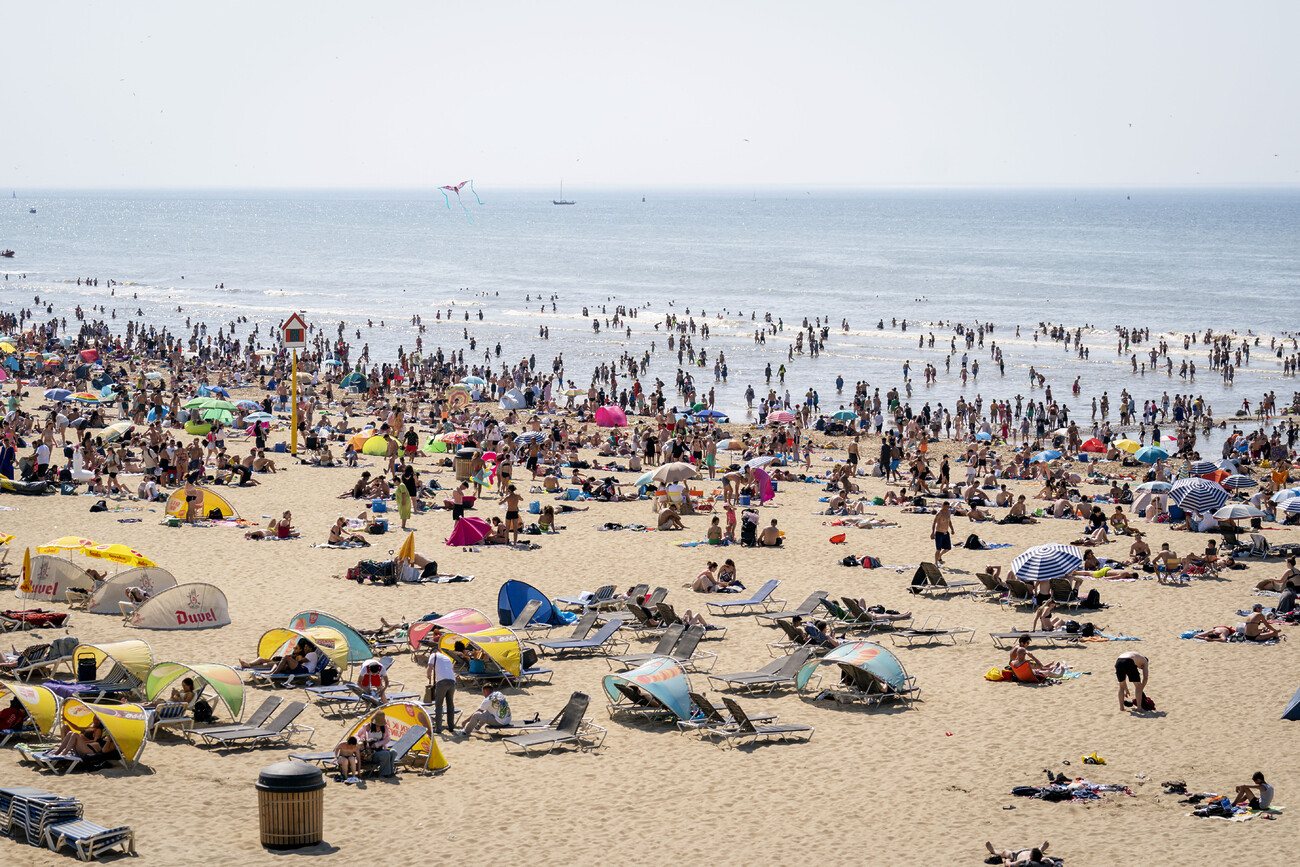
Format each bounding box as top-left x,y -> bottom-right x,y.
440,180 -> 483,220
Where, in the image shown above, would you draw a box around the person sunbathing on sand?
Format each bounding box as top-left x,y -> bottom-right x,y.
328,516 -> 370,546
986,841 -> 1052,866
1192,625 -> 1235,641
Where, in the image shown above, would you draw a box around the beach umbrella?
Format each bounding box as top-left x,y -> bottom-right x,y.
254,348 -> 276,357
694,409 -> 728,421
746,456 -> 776,469
295,372 -> 313,384
244,412 -> 274,424
82,543 -> 157,569
974,431 -> 992,441
1213,504 -> 1265,522
1222,474 -> 1257,490
103,422 -> 134,443
0,533 -> 12,546
460,375 -> 487,387
1010,544 -> 1083,583
201,408 -> 234,424
236,400 -> 263,411
1188,460 -> 1217,475
1271,489 -> 1300,503
144,371 -> 163,381
769,411 -> 796,424
594,405 -> 627,427
0,342 -> 14,353
1113,439 -> 1142,454
435,431 -> 468,445
71,392 -> 101,404
322,358 -> 343,366
446,516 -> 491,547
362,435 -> 389,456
1170,478 -> 1229,512
632,470 -> 655,488
1080,438 -> 1106,453
651,462 -> 698,485
1283,499 -> 1300,515
832,410 -> 858,421
44,388 -> 71,402
1135,481 -> 1172,493
38,535 -> 98,554
515,431 -> 546,446
1031,450 -> 1062,463
1134,446 -> 1169,464
1217,459 -> 1241,472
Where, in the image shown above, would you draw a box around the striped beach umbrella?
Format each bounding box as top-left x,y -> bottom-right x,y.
1188,460 -> 1217,475
1134,446 -> 1169,464
1222,474 -> 1257,490
768,411 -> 796,424
1284,499 -> 1300,515
1170,478 -> 1229,512
1011,544 -> 1083,583
1135,481 -> 1172,493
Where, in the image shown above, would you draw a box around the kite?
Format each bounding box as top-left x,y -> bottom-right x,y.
440,180 -> 483,220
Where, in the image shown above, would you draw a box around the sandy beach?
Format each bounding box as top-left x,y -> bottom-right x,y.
2,383 -> 1296,867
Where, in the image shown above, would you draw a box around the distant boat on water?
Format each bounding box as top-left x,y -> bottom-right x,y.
29,208 -> 36,214
2,250 -> 14,258
553,180 -> 574,205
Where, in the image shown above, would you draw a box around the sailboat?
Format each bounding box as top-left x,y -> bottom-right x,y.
552,180 -> 574,206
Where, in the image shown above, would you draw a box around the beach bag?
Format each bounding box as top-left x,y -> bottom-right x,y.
1080,622 -> 1097,638
1079,588 -> 1102,609
964,533 -> 985,550
1140,694 -> 1155,711
192,699 -> 214,724
208,508 -> 223,520
89,499 -> 108,513
841,555 -> 860,567
986,667 -> 1012,682
529,500 -> 541,514
862,556 -> 883,569
368,521 -> 388,535
374,748 -> 396,777
320,667 -> 339,686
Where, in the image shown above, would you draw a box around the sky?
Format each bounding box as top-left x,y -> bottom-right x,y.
5,1 -> 1298,190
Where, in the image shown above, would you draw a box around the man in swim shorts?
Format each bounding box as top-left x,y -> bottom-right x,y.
1115,651 -> 1148,712
931,502 -> 953,565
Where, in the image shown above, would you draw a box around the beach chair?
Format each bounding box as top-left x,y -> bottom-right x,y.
57,664 -> 142,702
709,697 -> 813,749
754,591 -> 828,626
147,700 -> 194,739
654,602 -> 728,639
0,789 -> 82,844
625,602 -> 666,636
0,714 -> 42,748
841,599 -> 914,634
608,624 -> 683,670
766,619 -> 818,657
1048,578 -> 1080,608
644,586 -> 669,609
44,817 -> 137,861
707,647 -> 814,695
193,700 -> 312,749
974,572 -> 1008,600
909,563 -> 978,598
676,690 -> 779,737
988,629 -> 1080,649
185,694 -> 281,741
554,584 -> 623,613
292,724 -> 429,777
527,610 -> 597,648
503,692 -> 606,755
706,579 -> 786,615
15,744 -> 116,776
606,681 -> 681,722
1233,533 -> 1270,557
1,643 -> 50,682
506,599 -> 543,632
1003,577 -> 1037,607
885,614 -> 976,646
532,618 -> 628,658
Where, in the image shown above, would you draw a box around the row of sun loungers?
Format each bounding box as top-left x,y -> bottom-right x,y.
0,786 -> 135,861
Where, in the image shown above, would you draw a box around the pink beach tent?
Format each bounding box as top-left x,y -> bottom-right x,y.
594,405 -> 627,427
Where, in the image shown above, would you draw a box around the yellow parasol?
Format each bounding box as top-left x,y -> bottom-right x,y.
37,536 -> 98,554
0,533 -> 14,546
82,543 -> 157,569
397,531 -> 415,562
1113,439 -> 1142,454
18,546 -> 31,595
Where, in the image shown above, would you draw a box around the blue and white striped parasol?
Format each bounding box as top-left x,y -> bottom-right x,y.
1188,460 -> 1217,475
1221,474 -> 1258,490
1010,544 -> 1083,582
1170,477 -> 1229,512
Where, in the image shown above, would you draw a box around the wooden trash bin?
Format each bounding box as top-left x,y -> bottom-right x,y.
454,448 -> 480,481
257,761 -> 325,850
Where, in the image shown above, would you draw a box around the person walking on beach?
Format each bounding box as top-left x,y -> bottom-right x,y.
1116,651 -> 1149,712
425,630 -> 456,734
931,502 -> 953,565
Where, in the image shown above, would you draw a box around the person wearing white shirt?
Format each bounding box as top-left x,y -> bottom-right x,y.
424,629 -> 457,734
460,685 -> 511,736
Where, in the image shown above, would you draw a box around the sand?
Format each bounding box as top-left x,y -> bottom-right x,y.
2,396 -> 1296,866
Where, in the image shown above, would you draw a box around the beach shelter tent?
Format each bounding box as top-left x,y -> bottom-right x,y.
0,682 -> 61,736
87,567 -> 178,615
602,658 -> 693,721
362,435 -> 389,456
408,608 -> 495,651
340,702 -> 448,771
127,583 -> 230,630
1284,685 -> 1300,721
340,371 -> 367,390
145,662 -> 245,722
426,626 -> 523,677
15,555 -> 95,602
497,579 -> 576,628
795,641 -> 909,693
499,387 -> 526,410
594,405 -> 628,427
75,639 -> 154,682
256,626 -> 350,673
61,699 -> 148,768
164,486 -> 239,520
289,611 -> 373,665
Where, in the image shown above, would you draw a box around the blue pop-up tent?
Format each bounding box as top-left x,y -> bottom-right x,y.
497,579 -> 575,628
1284,685 -> 1300,720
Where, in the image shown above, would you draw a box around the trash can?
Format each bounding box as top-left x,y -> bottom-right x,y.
454,448 -> 480,482
257,761 -> 325,850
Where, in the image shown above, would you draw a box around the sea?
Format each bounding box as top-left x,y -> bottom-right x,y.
3,188 -> 1299,450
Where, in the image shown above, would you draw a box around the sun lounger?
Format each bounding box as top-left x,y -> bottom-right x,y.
1003,577 -> 1037,607
708,697 -> 813,749
609,625 -> 715,672
506,599 -> 545,633
291,724 -> 429,776
909,563 -> 978,598
608,624 -> 684,670
754,591 -> 828,626
706,579 -> 786,615
0,716 -> 42,748
1048,577 -> 1080,608
526,610 -> 597,648
606,681 -> 682,722
43,817 -> 136,861
533,618 -> 628,658
503,691 -> 605,755
988,629 -> 1081,649
0,789 -> 83,845
1,643 -> 50,681
886,618 -> 977,646
766,619 -> 821,657
193,700 -> 312,749
146,700 -> 194,739
677,690 -> 779,737
654,602 -> 727,639
624,602 -> 667,636
801,658 -> 921,707
707,646 -> 814,695
840,599 -> 914,634
45,665 -> 142,703
15,745 -> 118,776
974,572 -> 1009,599
185,694 -> 281,741
554,584 -> 625,612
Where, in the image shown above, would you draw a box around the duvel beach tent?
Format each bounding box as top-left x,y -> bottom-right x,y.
408,608 -> 495,651
255,626 -> 349,673
497,579 -> 576,628
145,662 -> 245,722
127,583 -> 230,630
74,639 -> 155,683
15,554 -> 94,602
602,657 -> 693,721
61,699 -> 149,768
87,567 -> 178,615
